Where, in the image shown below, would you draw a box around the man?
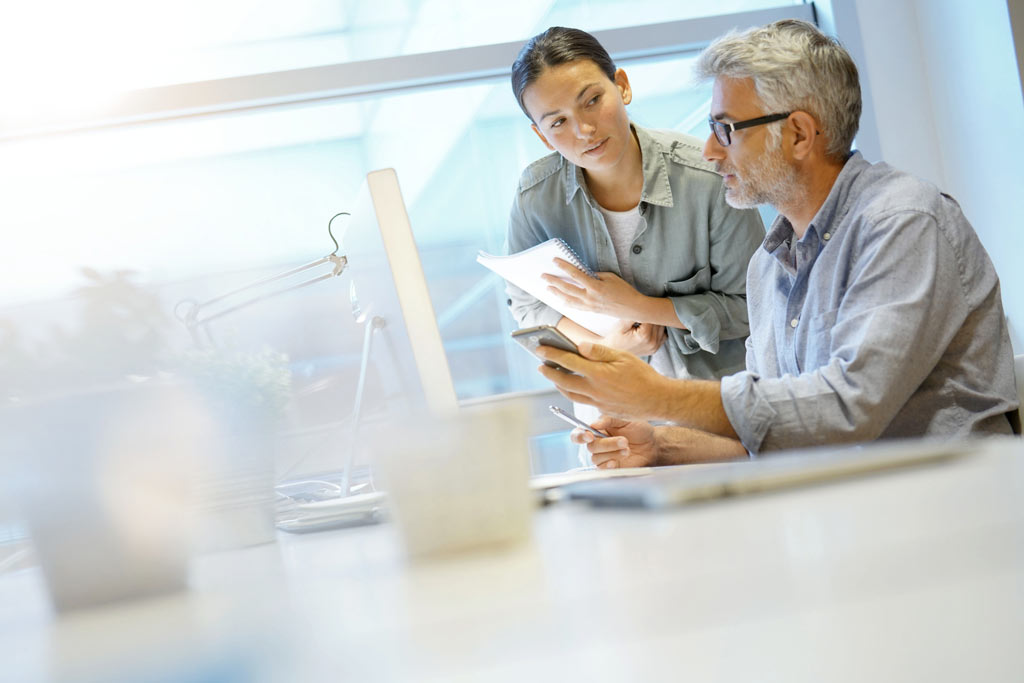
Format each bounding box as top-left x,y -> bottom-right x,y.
536,19 -> 1019,466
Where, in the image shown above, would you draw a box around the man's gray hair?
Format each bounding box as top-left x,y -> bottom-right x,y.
696,19 -> 861,160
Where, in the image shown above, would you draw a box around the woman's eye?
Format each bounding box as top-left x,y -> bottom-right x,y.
587,95 -> 600,106
551,118 -> 565,128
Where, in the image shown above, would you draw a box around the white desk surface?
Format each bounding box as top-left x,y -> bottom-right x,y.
2,437 -> 1023,682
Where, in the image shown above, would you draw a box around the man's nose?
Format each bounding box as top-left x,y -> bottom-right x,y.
703,132 -> 725,163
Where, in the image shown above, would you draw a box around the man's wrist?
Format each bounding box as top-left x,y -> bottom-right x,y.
650,426 -> 669,467
644,372 -> 682,422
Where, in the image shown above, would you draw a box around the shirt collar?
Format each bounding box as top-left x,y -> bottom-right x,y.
763,213 -> 797,274
803,150 -> 867,240
635,124 -> 674,207
560,123 -> 674,207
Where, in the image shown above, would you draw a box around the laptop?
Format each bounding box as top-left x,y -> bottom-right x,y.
560,438 -> 974,508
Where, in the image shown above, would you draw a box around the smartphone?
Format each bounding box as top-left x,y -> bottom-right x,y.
510,324 -> 580,374
549,405 -> 610,438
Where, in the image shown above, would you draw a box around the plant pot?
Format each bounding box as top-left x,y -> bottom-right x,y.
3,382 -> 213,613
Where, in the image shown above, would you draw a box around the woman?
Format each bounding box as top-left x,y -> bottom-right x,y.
507,27 -> 764,405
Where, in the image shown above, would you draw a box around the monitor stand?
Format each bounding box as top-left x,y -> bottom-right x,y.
274,315 -> 388,533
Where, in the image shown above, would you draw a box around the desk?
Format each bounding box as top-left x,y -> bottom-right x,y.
2,438 -> 1023,681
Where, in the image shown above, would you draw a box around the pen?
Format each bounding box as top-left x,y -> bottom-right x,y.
548,405 -> 610,438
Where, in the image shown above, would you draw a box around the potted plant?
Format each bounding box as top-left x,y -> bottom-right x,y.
176,343 -> 292,551
0,268 -> 293,610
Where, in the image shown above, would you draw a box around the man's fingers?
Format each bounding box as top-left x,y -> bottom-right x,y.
592,452 -> 624,468
586,435 -> 628,455
576,340 -> 621,362
536,365 -> 594,405
536,346 -> 590,375
593,414 -> 632,432
569,428 -> 595,445
537,362 -> 576,385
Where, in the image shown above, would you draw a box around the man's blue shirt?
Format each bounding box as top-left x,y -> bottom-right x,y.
721,152 -> 1018,453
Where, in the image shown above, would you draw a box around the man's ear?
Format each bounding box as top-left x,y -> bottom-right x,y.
788,111 -> 820,161
531,123 -> 556,151
614,68 -> 633,106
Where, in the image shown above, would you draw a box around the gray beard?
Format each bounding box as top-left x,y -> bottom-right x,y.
722,144 -> 801,211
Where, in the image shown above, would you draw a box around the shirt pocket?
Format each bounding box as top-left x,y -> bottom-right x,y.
663,265 -> 711,296
794,307 -> 838,372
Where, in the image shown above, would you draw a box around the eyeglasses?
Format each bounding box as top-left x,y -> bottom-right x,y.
708,112 -> 791,147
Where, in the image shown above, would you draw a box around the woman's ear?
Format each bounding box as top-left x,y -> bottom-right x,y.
614,68 -> 632,106
531,123 -> 556,151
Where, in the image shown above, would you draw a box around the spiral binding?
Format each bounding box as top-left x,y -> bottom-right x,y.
554,238 -> 597,277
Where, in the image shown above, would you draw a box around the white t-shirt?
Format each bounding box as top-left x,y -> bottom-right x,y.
595,200 -> 673,378
597,203 -> 643,287
574,203 -> 651,466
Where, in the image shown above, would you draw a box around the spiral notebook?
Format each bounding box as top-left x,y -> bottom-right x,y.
476,238 -> 619,336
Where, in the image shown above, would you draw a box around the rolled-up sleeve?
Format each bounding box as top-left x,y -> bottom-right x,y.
668,190 -> 763,354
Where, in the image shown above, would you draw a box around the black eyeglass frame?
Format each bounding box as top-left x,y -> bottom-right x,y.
708,112 -> 792,146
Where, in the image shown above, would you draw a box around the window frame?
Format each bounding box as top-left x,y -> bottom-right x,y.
1,5 -> 816,141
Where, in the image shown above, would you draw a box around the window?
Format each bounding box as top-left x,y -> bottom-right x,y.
0,2 -> 813,405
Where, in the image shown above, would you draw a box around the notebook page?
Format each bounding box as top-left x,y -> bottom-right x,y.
476,239 -> 620,336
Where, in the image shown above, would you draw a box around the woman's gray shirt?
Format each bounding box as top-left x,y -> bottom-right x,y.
506,124 -> 765,379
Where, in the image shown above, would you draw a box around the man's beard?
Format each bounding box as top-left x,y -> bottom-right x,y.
718,138 -> 799,210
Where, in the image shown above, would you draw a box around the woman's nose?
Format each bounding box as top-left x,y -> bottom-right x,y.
576,117 -> 596,138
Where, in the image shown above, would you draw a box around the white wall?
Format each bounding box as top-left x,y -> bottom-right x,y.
1011,0 -> 1024,104
822,0 -> 1024,352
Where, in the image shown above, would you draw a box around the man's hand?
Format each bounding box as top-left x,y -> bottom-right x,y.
536,341 -> 668,419
570,416 -> 658,469
536,341 -> 740,441
572,417 -> 747,467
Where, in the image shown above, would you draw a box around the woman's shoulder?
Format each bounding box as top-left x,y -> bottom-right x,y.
636,125 -> 717,175
517,151 -> 565,193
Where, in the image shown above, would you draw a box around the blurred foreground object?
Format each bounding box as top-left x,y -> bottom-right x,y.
376,400 -> 533,559
180,346 -> 292,551
0,269 -> 293,610
6,383 -> 215,613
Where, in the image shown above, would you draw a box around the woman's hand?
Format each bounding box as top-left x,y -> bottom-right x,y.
542,259 -> 647,320
570,416 -> 659,469
600,320 -> 666,356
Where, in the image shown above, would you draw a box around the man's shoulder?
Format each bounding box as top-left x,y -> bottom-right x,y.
848,160 -> 953,224
842,159 -> 990,283
516,152 -> 564,194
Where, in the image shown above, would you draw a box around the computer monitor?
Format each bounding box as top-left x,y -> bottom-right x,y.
274,169 -> 459,530
342,168 -> 459,421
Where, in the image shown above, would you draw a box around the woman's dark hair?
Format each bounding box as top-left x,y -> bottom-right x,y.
511,26 -> 617,120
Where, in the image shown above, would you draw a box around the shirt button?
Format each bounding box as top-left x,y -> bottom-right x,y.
823,232 -> 831,240
790,318 -> 799,328
632,245 -> 642,254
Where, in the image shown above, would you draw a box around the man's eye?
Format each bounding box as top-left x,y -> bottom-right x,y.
551,118 -> 565,128
587,95 -> 599,106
